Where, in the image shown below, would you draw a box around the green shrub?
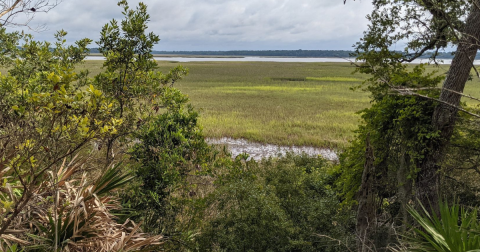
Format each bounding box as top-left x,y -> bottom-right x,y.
196,153 -> 354,251
124,105 -> 212,235
197,156 -> 295,252
262,153 -> 353,251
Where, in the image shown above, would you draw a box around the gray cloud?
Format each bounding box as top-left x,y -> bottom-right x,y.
8,0 -> 373,50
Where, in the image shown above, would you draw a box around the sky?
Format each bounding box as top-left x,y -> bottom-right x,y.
7,0 -> 374,51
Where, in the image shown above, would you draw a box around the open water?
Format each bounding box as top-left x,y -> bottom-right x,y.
85,56 -> 479,64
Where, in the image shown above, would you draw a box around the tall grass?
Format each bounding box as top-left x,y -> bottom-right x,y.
5,61 -> 480,148
158,61 -> 370,148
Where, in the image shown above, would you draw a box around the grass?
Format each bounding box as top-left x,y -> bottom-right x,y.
4,60 -> 480,148
155,61 -> 370,148
73,61 -> 369,148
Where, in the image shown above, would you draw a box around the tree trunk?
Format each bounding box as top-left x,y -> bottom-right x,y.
356,134 -> 376,252
416,1 -> 480,212
397,144 -> 412,231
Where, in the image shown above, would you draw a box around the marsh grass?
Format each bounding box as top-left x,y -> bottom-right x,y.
158,61 -> 370,148
271,77 -> 306,81
4,61 -> 480,148
306,76 -> 361,82
175,61 -> 480,148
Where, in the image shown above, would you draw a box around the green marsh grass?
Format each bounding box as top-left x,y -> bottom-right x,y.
306,76 -> 361,82
4,61 -> 480,148
147,61 -> 480,148
157,61 -> 370,148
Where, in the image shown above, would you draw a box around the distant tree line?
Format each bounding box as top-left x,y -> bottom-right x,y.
87,49 -> 466,59
152,50 -> 355,58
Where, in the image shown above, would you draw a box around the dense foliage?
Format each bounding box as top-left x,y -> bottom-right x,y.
336,64 -> 443,205
401,201 -> 480,252
124,105 -> 212,235
338,0 -> 480,250
196,154 -> 354,252
0,0 -> 188,250
5,0 -> 480,251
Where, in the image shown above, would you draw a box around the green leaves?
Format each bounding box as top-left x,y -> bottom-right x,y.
97,1 -> 159,73
197,154 -> 352,252
340,0 -> 452,225
0,27 -> 22,67
355,0 -> 468,66
94,1 -> 189,145
0,0 -> 190,243
403,201 -> 480,252
125,106 -> 211,234
92,163 -> 133,197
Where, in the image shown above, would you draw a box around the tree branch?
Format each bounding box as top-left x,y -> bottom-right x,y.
0,0 -> 21,20
392,88 -> 480,118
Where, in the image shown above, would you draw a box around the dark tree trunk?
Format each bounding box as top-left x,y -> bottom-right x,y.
397,144 -> 412,230
356,135 -> 376,251
416,2 -> 480,212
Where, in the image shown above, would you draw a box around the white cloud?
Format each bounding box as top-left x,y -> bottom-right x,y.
7,0 -> 373,50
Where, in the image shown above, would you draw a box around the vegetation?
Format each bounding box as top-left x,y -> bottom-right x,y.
399,201 -> 480,252
4,0 -> 480,251
60,60 -> 480,148
0,0 -> 188,250
5,60 -> 480,149
73,60 -> 371,148
195,153 -> 354,252
123,105 -> 213,235
0,1 -> 356,251
337,0 -> 480,251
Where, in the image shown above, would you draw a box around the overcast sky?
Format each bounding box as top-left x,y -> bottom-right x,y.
7,0 -> 374,51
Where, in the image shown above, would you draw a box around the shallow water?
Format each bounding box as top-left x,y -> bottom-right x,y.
207,137 -> 338,161
85,56 -> 475,64
85,56 -> 355,62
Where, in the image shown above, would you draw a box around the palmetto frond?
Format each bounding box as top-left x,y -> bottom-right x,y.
0,156 -> 163,251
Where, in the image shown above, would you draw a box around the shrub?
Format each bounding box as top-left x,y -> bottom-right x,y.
0,1 -> 189,250
0,156 -> 163,251
196,153 -> 355,251
262,153 -> 354,251
197,156 -> 295,252
124,105 -> 212,236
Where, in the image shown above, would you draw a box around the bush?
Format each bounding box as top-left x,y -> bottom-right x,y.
123,105 -> 212,235
0,1 -> 189,250
262,153 -> 354,251
196,153 -> 355,251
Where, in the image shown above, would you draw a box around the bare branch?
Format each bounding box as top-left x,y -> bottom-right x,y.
392,86 -> 480,103
0,0 -> 21,20
391,88 -> 480,118
349,59 -> 480,119
0,0 -> 62,29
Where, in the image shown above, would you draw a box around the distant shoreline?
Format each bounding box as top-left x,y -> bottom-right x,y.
84,55 -> 358,63
153,55 -> 244,58
87,53 -> 352,59
86,49 -> 460,59
84,55 -> 466,64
